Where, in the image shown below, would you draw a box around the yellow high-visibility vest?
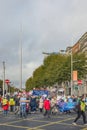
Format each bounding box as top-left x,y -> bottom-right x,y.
80,101 -> 86,111
2,99 -> 8,105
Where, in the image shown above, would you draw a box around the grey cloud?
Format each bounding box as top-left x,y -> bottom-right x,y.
0,0 -> 87,88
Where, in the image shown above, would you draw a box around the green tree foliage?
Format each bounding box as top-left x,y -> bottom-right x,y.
73,53 -> 87,79
25,77 -> 34,91
43,54 -> 67,85
0,80 -> 3,89
25,53 -> 87,91
32,65 -> 45,88
10,86 -> 15,93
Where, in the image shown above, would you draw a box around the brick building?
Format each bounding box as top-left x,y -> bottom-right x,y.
66,32 -> 87,96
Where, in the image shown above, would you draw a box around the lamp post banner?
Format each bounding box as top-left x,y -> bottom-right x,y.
73,71 -> 78,81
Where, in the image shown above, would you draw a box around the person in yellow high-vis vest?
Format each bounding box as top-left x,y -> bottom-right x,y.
2,97 -> 9,116
9,97 -> 15,112
72,96 -> 87,125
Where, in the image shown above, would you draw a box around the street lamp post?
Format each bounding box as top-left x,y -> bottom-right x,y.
71,48 -> 73,96
3,61 -> 5,97
20,42 -> 22,91
19,25 -> 22,91
60,49 -> 73,96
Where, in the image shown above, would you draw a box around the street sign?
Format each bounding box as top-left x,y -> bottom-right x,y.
78,80 -> 82,85
5,79 -> 10,84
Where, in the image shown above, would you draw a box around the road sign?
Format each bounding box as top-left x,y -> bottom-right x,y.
5,79 -> 10,84
78,80 -> 82,85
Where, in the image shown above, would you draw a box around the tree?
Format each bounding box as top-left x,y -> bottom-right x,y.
0,80 -> 3,89
25,52 -> 87,91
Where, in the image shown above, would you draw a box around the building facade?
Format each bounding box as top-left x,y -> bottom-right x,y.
66,32 -> 87,96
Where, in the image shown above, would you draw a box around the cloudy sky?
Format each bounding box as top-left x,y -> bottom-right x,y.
0,0 -> 87,89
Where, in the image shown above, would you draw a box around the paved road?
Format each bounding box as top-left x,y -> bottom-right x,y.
0,111 -> 87,130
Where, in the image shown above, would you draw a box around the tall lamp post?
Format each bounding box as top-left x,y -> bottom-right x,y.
3,61 -> 5,97
19,25 -> 22,91
60,49 -> 73,96
20,42 -> 22,91
71,48 -> 73,96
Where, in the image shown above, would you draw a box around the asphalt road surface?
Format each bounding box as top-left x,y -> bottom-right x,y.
0,111 -> 87,130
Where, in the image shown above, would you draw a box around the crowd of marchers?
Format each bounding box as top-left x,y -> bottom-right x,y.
0,93 -> 87,125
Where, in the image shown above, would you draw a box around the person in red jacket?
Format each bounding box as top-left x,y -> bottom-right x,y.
43,97 -> 51,118
2,96 -> 9,116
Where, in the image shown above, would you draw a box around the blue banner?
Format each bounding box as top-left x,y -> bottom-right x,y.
32,90 -> 49,96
